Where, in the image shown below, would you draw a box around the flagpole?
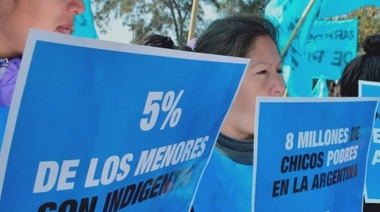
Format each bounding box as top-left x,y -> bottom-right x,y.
187,0 -> 200,43
281,0 -> 316,97
281,0 -> 316,57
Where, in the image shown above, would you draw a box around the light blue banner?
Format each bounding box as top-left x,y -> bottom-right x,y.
265,0 -> 359,97
305,19 -> 358,81
318,0 -> 380,19
0,30 -> 247,211
253,97 -> 378,211
359,80 -> 380,203
281,44 -> 313,97
265,0 -> 322,52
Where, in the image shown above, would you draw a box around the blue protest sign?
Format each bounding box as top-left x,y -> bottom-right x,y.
359,80 -> 380,203
0,30 -> 248,211
0,107 -> 9,148
253,97 -> 378,211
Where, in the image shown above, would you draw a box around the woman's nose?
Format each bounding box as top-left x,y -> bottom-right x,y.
68,0 -> 85,15
271,75 -> 286,96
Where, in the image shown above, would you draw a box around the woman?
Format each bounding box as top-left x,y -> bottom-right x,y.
338,34 -> 380,96
0,0 -> 85,106
337,34 -> 380,212
191,14 -> 285,211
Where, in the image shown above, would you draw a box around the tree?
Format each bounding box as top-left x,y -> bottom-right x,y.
92,0 -> 268,46
333,6 -> 380,53
93,0 -> 208,46
214,0 -> 268,16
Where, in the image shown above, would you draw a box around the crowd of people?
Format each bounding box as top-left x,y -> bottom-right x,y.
1,0 -> 379,211
138,18 -> 380,212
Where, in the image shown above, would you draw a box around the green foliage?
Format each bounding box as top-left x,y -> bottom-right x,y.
214,0 -> 267,16
332,6 -> 380,54
93,0 -> 204,46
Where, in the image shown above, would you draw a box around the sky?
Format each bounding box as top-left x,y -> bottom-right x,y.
95,18 -> 134,44
89,1 -> 134,44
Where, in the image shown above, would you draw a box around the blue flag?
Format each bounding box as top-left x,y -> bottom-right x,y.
265,0 -> 322,52
281,43 -> 314,97
265,0 -> 360,97
73,0 -> 98,39
265,0 -> 323,97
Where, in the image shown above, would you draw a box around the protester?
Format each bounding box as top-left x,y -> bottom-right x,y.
191,14 -> 286,211
337,34 -> 380,212
138,34 -> 177,49
0,0 -> 85,106
337,34 -> 380,97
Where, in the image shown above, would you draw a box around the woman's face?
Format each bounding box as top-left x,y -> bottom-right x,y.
221,35 -> 285,140
1,0 -> 85,57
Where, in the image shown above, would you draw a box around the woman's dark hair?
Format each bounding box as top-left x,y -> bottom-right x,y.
339,34 -> 380,96
194,14 -> 278,57
138,34 -> 177,49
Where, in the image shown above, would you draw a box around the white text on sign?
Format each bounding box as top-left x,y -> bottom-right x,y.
140,90 -> 184,131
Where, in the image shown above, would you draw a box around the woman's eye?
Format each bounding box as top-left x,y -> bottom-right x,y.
277,69 -> 283,74
256,70 -> 267,75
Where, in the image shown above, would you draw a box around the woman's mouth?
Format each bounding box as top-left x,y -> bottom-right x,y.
57,24 -> 74,34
